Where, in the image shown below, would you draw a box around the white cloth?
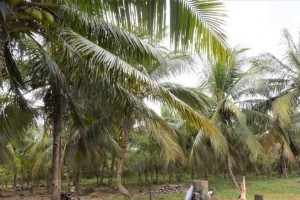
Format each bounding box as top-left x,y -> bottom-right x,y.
185,185 -> 193,200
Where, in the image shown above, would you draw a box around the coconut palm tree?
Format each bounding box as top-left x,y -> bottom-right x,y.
166,48 -> 262,188
200,48 -> 262,188
250,29 -> 300,128
241,29 -> 300,178
66,58 -> 188,197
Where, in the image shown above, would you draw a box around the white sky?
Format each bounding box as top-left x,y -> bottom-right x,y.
169,0 -> 300,87
148,1 -> 300,113
225,0 -> 300,57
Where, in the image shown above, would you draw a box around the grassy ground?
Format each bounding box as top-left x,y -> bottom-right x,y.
98,176 -> 300,200
2,175 -> 300,199
210,176 -> 300,200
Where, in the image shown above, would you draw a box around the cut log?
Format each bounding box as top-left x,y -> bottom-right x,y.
149,191 -> 155,200
192,180 -> 209,200
254,194 -> 263,200
238,176 -> 246,200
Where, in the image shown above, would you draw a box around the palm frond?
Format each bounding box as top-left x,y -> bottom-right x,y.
251,53 -> 296,79
58,28 -> 159,93
149,52 -> 194,81
60,0 -> 227,57
0,98 -> 36,146
169,0 -> 228,56
281,29 -> 300,71
21,36 -> 67,89
162,82 -> 211,113
273,91 -> 299,127
243,109 -> 273,130
226,100 -> 261,161
4,45 -> 26,90
59,5 -> 165,66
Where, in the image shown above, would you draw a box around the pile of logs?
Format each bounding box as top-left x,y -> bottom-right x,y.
154,184 -> 188,194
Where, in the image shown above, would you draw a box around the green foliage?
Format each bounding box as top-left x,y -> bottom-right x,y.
3,1 -> 300,199
0,166 -> 13,187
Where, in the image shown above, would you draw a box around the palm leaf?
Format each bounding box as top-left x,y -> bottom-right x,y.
273,91 -> 300,127
60,0 -> 227,57
226,100 -> 261,161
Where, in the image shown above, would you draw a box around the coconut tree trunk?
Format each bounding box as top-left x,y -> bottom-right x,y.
150,169 -> 154,182
47,169 -> 51,193
155,166 -> 159,184
168,170 -> 172,183
226,149 -> 239,189
0,24 -> 6,87
116,119 -> 133,197
137,171 -> 144,192
27,171 -> 30,188
75,167 -> 81,197
204,168 -> 208,180
254,164 -> 259,177
13,173 -> 17,188
66,165 -> 71,187
279,154 -> 288,178
109,154 -> 115,186
221,122 -> 239,189
100,161 -> 105,185
50,84 -> 62,200
144,169 -> 148,183
191,164 -> 195,180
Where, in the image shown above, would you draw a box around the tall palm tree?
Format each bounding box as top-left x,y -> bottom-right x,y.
167,48 -> 261,188
250,29 -> 300,128
202,48 -> 262,188
247,29 -> 300,178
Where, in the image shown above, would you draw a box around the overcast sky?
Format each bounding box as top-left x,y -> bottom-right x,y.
148,1 -> 300,113
170,1 -> 300,87
225,0 -> 300,57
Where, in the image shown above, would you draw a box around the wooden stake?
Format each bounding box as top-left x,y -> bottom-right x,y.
238,176 -> 246,200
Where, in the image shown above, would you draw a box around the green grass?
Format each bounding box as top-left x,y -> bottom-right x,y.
86,175 -> 300,200
208,176 -> 300,200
